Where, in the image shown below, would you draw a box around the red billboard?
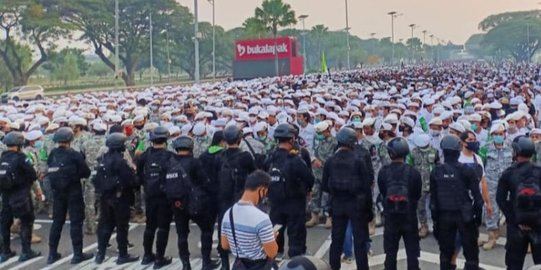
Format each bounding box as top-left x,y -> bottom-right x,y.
235,37 -> 296,61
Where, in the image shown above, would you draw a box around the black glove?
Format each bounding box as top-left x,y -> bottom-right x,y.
432,222 -> 439,241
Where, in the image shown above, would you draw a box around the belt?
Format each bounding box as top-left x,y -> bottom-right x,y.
238,258 -> 268,268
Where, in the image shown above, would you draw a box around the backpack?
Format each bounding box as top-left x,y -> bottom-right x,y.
267,154 -> 289,202
515,166 -> 541,226
164,156 -> 191,202
385,165 -> 410,215
218,152 -> 243,204
0,156 -> 17,191
143,160 -> 165,197
48,152 -> 77,191
92,155 -> 121,194
328,150 -> 361,193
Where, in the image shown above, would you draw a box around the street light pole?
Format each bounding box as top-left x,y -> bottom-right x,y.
345,0 -> 350,70
388,11 -> 400,65
115,0 -> 119,82
298,15 -> 308,74
409,24 -> 416,64
149,11 -> 153,86
370,32 -> 376,55
208,0 -> 216,80
166,30 -> 171,83
194,0 -> 200,84
430,34 -> 435,62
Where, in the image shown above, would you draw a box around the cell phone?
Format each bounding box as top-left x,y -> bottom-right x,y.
273,224 -> 283,232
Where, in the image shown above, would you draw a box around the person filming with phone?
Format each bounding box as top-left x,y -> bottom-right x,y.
221,170 -> 278,270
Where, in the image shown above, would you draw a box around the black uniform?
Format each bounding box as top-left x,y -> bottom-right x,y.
322,147 -> 372,270
496,161 -> 541,269
167,154 -> 214,267
377,162 -> 422,270
430,161 -> 483,270
0,150 -> 37,257
136,147 -> 174,261
47,147 -> 91,258
95,151 -> 136,259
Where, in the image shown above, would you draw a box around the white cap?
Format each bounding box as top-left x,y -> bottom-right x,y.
531,128 -> 541,136
449,122 -> 466,133
428,117 -> 442,126
414,134 -> 431,148
192,122 -> 206,136
489,123 -> 505,134
314,121 -> 330,133
400,117 -> 415,128
380,123 -> 394,132
92,122 -> 107,132
383,114 -> 398,125
468,113 -> 482,122
24,130 -> 43,141
362,118 -> 376,127
254,122 -> 268,133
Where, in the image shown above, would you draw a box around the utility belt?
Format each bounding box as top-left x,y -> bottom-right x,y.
234,258 -> 273,270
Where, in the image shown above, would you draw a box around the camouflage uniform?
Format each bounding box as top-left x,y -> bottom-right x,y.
484,142 -> 513,230
41,134 -> 56,217
240,137 -> 266,157
130,129 -> 147,221
361,137 -> 382,208
407,146 -> 439,225
535,141 -> 541,165
193,135 -> 211,158
23,146 -> 45,214
257,136 -> 276,155
81,134 -> 106,235
309,136 -> 337,214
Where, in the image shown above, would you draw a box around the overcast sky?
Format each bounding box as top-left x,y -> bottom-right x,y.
176,0 -> 539,44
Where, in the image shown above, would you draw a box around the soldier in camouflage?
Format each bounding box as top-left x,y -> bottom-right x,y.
81,123 -> 107,235
192,123 -> 211,158
479,124 -> 513,250
361,118 -> 382,234
41,124 -> 59,218
240,127 -> 266,157
406,134 -> 439,238
306,121 -> 337,229
23,130 -> 46,244
254,122 -> 276,155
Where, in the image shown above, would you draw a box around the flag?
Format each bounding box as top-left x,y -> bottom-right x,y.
321,51 -> 328,73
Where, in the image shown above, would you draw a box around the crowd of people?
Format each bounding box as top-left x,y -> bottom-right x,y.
0,62 -> 540,270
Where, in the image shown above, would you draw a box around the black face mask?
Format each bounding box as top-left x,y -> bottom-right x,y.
134,125 -> 144,130
398,126 -> 405,132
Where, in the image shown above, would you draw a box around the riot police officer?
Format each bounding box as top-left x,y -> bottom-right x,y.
430,135 -> 483,270
377,137 -> 422,270
496,135 -> 541,269
94,133 -> 139,265
266,123 -> 314,259
0,132 -> 41,262
136,126 -> 174,268
47,127 -> 93,264
322,127 -> 372,270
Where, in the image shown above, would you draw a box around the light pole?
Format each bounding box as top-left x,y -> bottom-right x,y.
430,34 -> 435,62
298,14 -> 309,74
161,29 -> 171,83
370,32 -> 376,55
388,11 -> 402,65
345,0 -> 350,69
149,11 -> 154,86
207,0 -> 216,80
408,24 -> 416,64
115,0 -> 119,83
194,0 -> 200,84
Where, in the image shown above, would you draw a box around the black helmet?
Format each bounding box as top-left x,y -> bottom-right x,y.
336,127 -> 357,147
274,123 -> 295,139
223,125 -> 242,144
3,132 -> 24,146
387,137 -> 410,159
440,135 -> 462,152
53,127 -> 74,143
278,256 -> 330,270
173,136 -> 194,150
106,133 -> 127,149
512,135 -> 536,157
150,126 -> 169,142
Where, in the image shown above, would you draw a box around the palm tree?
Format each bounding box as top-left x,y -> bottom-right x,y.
242,17 -> 268,39
254,0 -> 297,76
311,24 -> 328,67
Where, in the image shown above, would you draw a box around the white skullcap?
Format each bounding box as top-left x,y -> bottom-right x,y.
192,122 -> 206,136
428,117 -> 442,126
254,122 -> 268,133
489,124 -> 505,134
242,127 -> 253,135
168,126 -> 181,135
362,118 -> 376,127
449,122 -> 466,133
93,122 -> 107,132
401,117 -> 415,128
531,128 -> 541,136
24,130 -> 43,141
383,114 -> 398,125
380,123 -> 394,132
468,113 -> 482,122
440,111 -> 453,121
314,121 -> 330,133
414,134 -> 431,148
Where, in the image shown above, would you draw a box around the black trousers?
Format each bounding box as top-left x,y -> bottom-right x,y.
436,211 -> 479,270
97,195 -> 131,257
49,185 -> 85,256
143,197 -> 172,258
1,192 -> 34,254
329,197 -> 369,270
172,206 -> 214,262
269,198 -> 307,258
383,214 -> 420,270
217,200 -> 233,258
505,224 -> 541,270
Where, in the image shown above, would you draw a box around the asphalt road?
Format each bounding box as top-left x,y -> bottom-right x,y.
0,216 -> 536,270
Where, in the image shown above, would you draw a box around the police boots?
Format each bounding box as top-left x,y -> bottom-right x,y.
305,213 -> 320,227
418,223 -> 429,238
482,229 -> 499,251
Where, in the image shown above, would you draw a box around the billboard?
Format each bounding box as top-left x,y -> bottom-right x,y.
235,37 -> 295,61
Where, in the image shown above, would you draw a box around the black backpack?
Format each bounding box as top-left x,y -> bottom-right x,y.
218,152 -> 243,204
143,160 -> 165,197
92,155 -> 121,194
267,154 -> 289,202
0,156 -> 18,191
164,156 -> 191,202
328,150 -> 360,193
384,165 -> 411,215
48,152 -> 77,191
515,166 -> 541,226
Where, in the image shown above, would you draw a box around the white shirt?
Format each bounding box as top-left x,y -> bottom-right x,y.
459,152 -> 485,178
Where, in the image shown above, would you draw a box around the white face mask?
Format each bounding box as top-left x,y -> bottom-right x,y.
429,129 -> 441,137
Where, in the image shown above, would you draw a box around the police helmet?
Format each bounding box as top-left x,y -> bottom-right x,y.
440,135 -> 462,152
3,132 -> 24,146
336,127 -> 357,147
273,123 -> 295,139
223,125 -> 242,144
173,136 -> 194,150
106,133 -> 127,149
512,135 -> 536,158
53,127 -> 74,143
150,126 -> 169,142
387,137 -> 410,159
278,256 -> 330,270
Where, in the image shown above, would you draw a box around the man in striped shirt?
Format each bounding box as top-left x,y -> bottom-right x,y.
221,170 -> 278,269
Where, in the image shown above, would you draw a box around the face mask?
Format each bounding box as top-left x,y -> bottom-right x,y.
160,121 -> 169,126
134,124 -> 144,130
378,111 -> 384,117
352,118 -> 361,123
466,141 -> 480,152
398,126 -> 405,132
124,126 -> 134,137
508,124 -> 517,133
315,133 -> 325,141
258,135 -> 267,141
429,129 -> 440,137
315,118 -> 320,124
494,135 -> 505,144
471,124 -> 478,131
34,140 -> 43,149
249,116 -> 257,123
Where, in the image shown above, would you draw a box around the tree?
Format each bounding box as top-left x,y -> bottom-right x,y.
253,0 -> 297,76
242,17 -> 268,39
53,52 -> 80,85
311,24 -> 328,67
0,0 -> 67,86
43,48 -> 90,77
87,61 -> 111,77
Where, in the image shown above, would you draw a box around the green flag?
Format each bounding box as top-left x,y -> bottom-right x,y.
321,51 -> 328,73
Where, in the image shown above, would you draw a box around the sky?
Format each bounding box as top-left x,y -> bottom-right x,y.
176,0 -> 540,44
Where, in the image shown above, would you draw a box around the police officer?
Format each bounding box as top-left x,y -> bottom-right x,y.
47,127 -> 93,264
266,123 -> 314,259
0,132 -> 41,262
168,136 -> 218,270
496,135 -> 541,269
136,126 -> 174,268
322,127 -> 372,270
94,133 -> 139,265
430,135 -> 483,270
378,137 -> 422,270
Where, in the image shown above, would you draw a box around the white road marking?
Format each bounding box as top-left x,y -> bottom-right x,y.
313,227 -> 383,260
0,256 -> 20,269
9,256 -> 43,270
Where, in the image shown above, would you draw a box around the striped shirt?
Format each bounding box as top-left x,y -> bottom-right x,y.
221,202 -> 275,260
